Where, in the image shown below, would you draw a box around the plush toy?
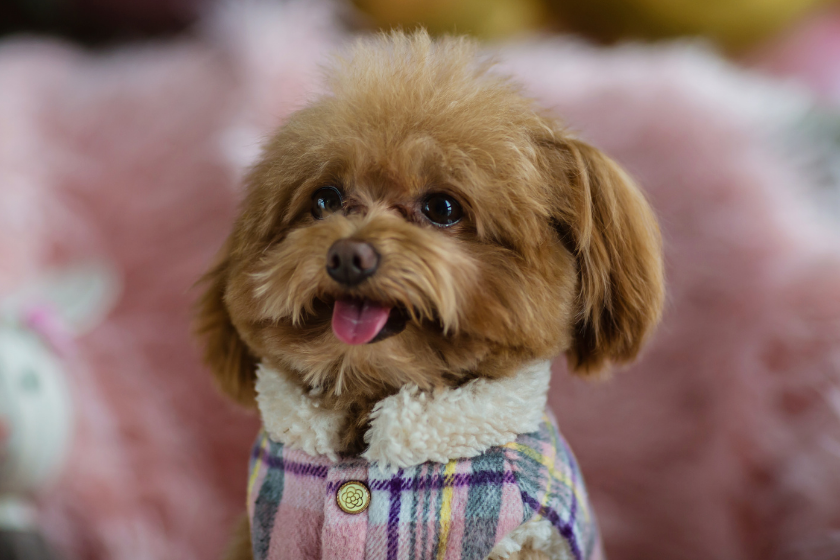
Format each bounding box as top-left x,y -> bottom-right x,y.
0,264 -> 118,559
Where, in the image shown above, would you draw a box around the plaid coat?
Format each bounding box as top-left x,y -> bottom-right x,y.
247,413 -> 602,560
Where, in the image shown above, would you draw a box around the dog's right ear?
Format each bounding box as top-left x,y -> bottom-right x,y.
193,246 -> 258,408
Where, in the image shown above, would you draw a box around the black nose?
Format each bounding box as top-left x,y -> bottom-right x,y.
326,239 -> 379,287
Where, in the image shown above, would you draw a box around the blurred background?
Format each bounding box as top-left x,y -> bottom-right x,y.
2,0 -> 840,51
1,1 -> 840,559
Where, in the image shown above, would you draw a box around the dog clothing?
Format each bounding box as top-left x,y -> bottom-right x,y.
249,361 -> 604,560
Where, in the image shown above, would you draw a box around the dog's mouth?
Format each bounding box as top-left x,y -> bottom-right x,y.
330,298 -> 407,345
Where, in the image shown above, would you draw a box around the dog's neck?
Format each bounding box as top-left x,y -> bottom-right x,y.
255,360 -> 552,469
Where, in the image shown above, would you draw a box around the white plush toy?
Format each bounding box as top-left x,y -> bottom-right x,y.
0,264 -> 118,559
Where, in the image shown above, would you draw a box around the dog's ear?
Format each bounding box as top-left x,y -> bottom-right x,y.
541,136 -> 665,374
193,246 -> 258,407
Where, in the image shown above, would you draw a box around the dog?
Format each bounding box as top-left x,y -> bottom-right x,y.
194,30 -> 664,560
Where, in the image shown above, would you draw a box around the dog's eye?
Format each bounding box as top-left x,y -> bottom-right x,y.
422,193 -> 462,226
311,186 -> 343,219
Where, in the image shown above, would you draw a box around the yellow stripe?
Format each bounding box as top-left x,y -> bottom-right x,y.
544,414 -> 591,522
436,460 -> 459,560
504,420 -> 590,521
247,433 -> 269,499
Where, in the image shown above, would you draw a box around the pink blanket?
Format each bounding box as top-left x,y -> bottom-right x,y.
2,2 -> 838,559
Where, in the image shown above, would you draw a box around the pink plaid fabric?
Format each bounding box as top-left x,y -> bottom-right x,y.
247,413 -> 602,560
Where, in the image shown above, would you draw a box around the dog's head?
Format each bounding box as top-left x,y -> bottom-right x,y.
195,31 -> 664,414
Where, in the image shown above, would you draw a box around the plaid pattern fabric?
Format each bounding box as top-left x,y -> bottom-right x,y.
247,412 -> 601,560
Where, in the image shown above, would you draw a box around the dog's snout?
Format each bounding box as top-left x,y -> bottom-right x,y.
326,239 -> 379,286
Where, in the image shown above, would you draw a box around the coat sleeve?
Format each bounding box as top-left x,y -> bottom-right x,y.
490,416 -> 604,560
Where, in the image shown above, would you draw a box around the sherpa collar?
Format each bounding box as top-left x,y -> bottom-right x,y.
254,360 -> 552,469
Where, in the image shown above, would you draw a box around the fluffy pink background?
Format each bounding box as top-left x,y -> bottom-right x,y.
1,2 -> 838,559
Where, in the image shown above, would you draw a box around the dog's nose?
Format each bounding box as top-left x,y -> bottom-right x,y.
326,239 -> 379,286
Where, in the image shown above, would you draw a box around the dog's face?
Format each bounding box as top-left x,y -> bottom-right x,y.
195,32 -> 664,421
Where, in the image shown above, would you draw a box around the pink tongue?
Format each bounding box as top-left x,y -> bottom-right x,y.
332,299 -> 392,345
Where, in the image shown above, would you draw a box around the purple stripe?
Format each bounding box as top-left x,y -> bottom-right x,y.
372,470 -> 516,491
520,493 -> 582,560
386,469 -> 403,560
256,453 -> 330,479
326,470 -> 516,492
557,429 -> 586,552
567,444 -> 580,542
250,443 -> 266,461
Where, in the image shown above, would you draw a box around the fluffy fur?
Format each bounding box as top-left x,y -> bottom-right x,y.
256,360 -> 551,469
488,519 -> 573,560
195,30 -> 664,452
254,363 -> 345,461
362,360 -> 551,468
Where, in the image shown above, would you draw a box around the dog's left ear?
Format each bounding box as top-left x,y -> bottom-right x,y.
193,246 -> 258,408
539,135 -> 665,374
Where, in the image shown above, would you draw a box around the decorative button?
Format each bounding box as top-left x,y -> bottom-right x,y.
336,480 -> 371,514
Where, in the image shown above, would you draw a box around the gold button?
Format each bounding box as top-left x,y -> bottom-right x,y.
336,480 -> 371,514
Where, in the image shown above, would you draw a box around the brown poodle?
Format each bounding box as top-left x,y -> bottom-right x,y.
195,30 -> 664,560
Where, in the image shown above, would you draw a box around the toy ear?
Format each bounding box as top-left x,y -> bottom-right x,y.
193,248 -> 258,407
544,137 -> 665,374
4,262 -> 121,335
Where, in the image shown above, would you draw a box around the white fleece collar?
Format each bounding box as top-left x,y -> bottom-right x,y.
254,359 -> 552,469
